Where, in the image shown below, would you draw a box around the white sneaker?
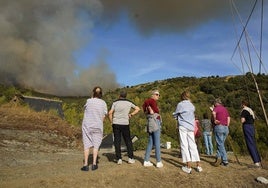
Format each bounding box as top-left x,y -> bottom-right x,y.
255,162 -> 261,167
128,158 -> 135,164
182,166 -> 192,174
196,166 -> 203,172
117,159 -> 122,165
156,161 -> 163,168
256,177 -> 268,184
143,161 -> 153,167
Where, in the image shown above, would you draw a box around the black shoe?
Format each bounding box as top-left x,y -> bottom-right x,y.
81,166 -> 89,171
92,164 -> 98,171
221,161 -> 229,166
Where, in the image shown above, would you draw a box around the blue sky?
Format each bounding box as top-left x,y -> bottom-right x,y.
1,0 -> 267,95
75,1 -> 268,87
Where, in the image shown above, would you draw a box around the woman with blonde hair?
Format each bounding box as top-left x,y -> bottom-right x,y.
142,90 -> 163,168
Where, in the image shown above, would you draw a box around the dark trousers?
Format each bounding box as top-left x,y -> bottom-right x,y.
112,124 -> 134,160
243,124 -> 261,163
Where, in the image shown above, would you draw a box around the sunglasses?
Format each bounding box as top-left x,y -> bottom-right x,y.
155,93 -> 160,96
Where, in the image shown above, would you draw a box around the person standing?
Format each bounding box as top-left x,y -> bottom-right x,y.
194,116 -> 202,153
201,112 -> 214,155
81,86 -> 107,171
240,100 -> 262,167
142,90 -> 163,168
212,98 -> 230,167
174,91 -> 202,174
108,90 -> 140,165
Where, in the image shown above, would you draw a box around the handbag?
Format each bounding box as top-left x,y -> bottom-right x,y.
194,120 -> 202,138
147,113 -> 159,133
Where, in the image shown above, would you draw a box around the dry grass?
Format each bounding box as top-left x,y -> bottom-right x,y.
0,104 -> 268,188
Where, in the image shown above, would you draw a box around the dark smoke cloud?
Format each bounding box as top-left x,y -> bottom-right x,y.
0,0 -> 251,96
0,0 -> 119,96
99,0 -> 249,36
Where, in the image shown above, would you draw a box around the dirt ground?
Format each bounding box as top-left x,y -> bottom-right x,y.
0,104 -> 268,188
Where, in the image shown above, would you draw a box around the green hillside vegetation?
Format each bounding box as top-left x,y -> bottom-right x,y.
1,73 -> 268,159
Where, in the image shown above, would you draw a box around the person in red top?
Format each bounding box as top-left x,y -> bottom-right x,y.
142,90 -> 163,168
212,98 -> 230,167
194,116 -> 202,153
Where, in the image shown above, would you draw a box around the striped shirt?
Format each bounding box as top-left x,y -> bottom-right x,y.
82,97 -> 107,150
82,98 -> 107,132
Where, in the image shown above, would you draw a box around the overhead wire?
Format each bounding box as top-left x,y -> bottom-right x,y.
230,0 -> 267,74
230,0 -> 268,127
259,0 -> 264,73
230,0 -> 257,60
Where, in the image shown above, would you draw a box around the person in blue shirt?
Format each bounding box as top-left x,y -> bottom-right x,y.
174,91 -> 202,174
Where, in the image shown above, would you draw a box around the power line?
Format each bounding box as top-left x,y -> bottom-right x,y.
230,0 -> 268,127
259,0 -> 264,73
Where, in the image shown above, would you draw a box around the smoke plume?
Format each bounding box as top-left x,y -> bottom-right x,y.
0,0 -> 119,96
0,0 -> 249,95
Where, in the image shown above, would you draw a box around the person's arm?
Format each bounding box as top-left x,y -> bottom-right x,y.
108,109 -> 114,124
147,106 -> 154,114
227,116 -> 230,126
142,101 -> 148,113
209,105 -> 214,112
212,111 -> 220,125
241,117 -> 245,123
150,102 -> 159,113
129,106 -> 140,117
240,110 -> 246,124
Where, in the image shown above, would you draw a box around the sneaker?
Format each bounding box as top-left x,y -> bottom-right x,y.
156,161 -> 163,168
182,166 -> 192,174
256,176 -> 268,184
255,162 -> 261,167
81,166 -> 89,171
117,159 -> 122,165
221,161 -> 229,166
91,164 -> 98,171
143,161 -> 153,167
254,162 -> 262,168
196,166 -> 203,172
128,158 -> 135,164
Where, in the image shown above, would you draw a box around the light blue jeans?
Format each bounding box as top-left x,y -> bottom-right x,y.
214,125 -> 229,163
144,119 -> 161,162
203,131 -> 213,155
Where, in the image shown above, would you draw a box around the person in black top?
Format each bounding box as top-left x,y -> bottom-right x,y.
240,100 -> 261,168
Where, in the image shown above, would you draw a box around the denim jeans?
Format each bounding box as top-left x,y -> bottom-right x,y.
203,131 -> 213,155
214,125 -> 229,162
144,119 -> 161,162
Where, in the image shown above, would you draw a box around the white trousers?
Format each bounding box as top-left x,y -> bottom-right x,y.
179,126 -> 200,163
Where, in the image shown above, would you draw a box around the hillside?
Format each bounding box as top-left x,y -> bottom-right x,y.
0,104 -> 268,187
1,74 -> 268,156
